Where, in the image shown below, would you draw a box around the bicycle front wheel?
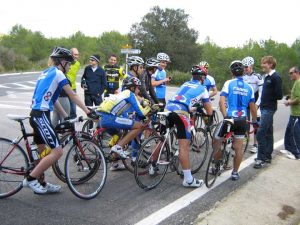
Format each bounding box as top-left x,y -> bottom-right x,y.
0,138 -> 29,198
65,139 -> 107,200
205,145 -> 224,188
134,136 -> 170,190
176,128 -> 209,176
243,131 -> 250,153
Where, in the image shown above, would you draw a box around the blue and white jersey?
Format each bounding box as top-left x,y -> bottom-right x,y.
220,77 -> 255,117
151,67 -> 166,99
203,75 -> 216,92
167,79 -> 210,112
31,67 -> 69,111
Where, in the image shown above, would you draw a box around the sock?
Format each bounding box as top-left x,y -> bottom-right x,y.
27,175 -> 37,182
183,169 -> 193,183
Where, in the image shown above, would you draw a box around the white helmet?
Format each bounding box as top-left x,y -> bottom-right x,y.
157,52 -> 171,62
145,57 -> 160,68
242,56 -> 255,67
126,56 -> 144,66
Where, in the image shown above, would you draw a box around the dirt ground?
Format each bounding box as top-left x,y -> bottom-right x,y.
195,155 -> 300,225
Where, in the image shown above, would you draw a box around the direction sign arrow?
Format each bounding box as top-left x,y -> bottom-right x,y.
121,49 -> 141,54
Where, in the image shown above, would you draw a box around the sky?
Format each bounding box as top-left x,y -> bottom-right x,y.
0,0 -> 299,48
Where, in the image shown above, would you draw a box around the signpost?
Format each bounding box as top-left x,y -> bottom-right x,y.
121,45 -> 141,74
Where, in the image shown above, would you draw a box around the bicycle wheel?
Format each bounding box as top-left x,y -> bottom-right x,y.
52,132 -> 92,183
205,142 -> 226,188
134,136 -> 170,190
176,128 -> 209,176
243,131 -> 250,153
0,138 -> 29,198
65,139 -> 107,200
82,119 -> 96,133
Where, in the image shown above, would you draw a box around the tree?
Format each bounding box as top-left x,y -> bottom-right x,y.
129,6 -> 201,71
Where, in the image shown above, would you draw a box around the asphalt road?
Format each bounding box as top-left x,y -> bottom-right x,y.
0,72 -> 288,225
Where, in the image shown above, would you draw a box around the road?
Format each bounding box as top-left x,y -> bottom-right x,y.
0,72 -> 289,225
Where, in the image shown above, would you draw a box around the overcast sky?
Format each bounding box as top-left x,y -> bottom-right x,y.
0,0 -> 299,47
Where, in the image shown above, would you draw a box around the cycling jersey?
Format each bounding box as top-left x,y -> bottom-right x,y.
31,67 -> 69,111
167,79 -> 210,111
203,74 -> 216,92
243,72 -> 263,93
151,67 -> 166,99
104,64 -> 126,91
220,77 -> 255,117
66,61 -> 80,90
97,89 -> 148,119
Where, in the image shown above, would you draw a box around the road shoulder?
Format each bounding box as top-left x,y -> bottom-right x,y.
195,155 -> 300,225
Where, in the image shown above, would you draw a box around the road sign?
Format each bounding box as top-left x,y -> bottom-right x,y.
121,49 -> 141,54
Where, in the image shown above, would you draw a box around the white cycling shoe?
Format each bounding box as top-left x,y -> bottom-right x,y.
23,179 -> 47,194
43,182 -> 61,193
182,178 -> 204,188
110,145 -> 128,159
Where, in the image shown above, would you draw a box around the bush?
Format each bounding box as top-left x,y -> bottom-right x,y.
169,70 -> 190,86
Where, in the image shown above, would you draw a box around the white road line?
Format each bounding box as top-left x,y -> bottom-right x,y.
135,139 -> 284,225
0,72 -> 40,77
12,83 -> 35,89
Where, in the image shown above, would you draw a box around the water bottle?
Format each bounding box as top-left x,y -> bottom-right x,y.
39,146 -> 51,158
30,143 -> 40,161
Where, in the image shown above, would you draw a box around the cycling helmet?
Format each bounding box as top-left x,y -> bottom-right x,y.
50,47 -> 74,62
122,77 -> 141,89
230,60 -> 244,75
145,57 -> 160,68
126,56 -> 144,66
242,56 -> 255,67
191,65 -> 208,76
157,53 -> 171,62
198,61 -> 209,69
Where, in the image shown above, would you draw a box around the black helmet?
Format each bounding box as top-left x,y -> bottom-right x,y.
191,65 -> 208,76
122,77 -> 141,89
230,60 -> 244,76
50,47 -> 74,63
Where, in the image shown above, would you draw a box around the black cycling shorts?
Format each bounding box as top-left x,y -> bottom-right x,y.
29,110 -> 60,149
215,117 -> 247,139
168,112 -> 191,139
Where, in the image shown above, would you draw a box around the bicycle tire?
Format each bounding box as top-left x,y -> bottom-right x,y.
0,138 -> 29,198
52,131 -> 92,183
176,128 -> 209,176
134,136 -> 170,190
205,142 -> 226,188
65,139 -> 107,200
243,131 -> 250,153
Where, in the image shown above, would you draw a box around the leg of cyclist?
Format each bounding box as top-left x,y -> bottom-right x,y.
232,137 -> 243,180
170,112 -> 203,188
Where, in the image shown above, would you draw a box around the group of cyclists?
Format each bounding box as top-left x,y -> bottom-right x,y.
22,46 -> 264,194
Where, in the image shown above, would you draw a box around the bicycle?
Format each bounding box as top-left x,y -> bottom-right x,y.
205,119 -> 257,188
134,111 -> 209,190
0,114 -> 107,200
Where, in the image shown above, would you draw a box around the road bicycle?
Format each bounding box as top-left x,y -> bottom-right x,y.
205,119 -> 256,188
0,114 -> 107,200
134,111 -> 209,190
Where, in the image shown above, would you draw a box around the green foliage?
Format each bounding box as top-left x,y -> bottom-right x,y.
129,6 -> 201,71
169,70 -> 190,85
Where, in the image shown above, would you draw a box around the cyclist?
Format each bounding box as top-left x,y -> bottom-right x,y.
139,57 -> 160,105
97,77 -> 153,169
242,56 -> 263,153
23,47 -> 96,194
151,53 -> 172,106
198,61 -> 218,98
104,54 -> 126,97
125,56 -> 144,79
166,65 -> 213,188
213,60 -> 258,181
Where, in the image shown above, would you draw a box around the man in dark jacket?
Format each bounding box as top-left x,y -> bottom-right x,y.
254,56 -> 283,169
81,55 -> 107,106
